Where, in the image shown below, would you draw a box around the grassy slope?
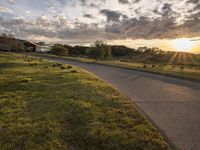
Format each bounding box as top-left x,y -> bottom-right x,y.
99,60 -> 200,81
32,53 -> 200,82
0,52 -> 170,150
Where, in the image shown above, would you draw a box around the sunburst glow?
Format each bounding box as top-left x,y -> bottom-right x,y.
171,38 -> 196,52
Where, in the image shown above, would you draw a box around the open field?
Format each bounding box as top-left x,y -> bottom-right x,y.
0,52 -> 170,150
29,53 -> 200,82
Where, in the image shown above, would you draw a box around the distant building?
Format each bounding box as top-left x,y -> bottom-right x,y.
39,45 -> 51,53
0,37 -> 40,52
35,42 -> 52,53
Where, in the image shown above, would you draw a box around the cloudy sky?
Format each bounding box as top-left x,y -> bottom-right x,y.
0,0 -> 200,52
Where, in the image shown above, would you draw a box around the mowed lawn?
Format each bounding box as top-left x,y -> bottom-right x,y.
29,53 -> 200,82
0,52 -> 170,150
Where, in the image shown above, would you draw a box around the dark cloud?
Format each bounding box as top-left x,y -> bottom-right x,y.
80,0 -> 86,6
153,3 -> 175,18
104,16 -> 175,39
135,7 -> 141,14
186,0 -> 199,4
83,14 -> 94,19
132,0 -> 141,3
100,9 -> 128,22
190,3 -> 200,12
162,3 -> 172,15
1,10 -> 200,42
90,3 -> 99,8
1,0 -> 200,42
0,15 -> 108,41
6,0 -> 16,4
104,11 -> 200,40
81,0 -> 106,7
187,0 -> 200,12
118,0 -> 130,4
0,17 -> 26,27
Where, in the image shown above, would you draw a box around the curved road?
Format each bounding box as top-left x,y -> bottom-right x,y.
34,55 -> 200,150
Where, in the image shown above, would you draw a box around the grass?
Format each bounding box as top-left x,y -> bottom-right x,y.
30,53 -> 200,82
0,52 -> 170,150
99,60 -> 200,81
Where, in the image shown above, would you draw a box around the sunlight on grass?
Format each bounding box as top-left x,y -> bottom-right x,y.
0,52 -> 170,150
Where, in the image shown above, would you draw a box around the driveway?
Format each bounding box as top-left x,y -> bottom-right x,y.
30,54 -> 200,150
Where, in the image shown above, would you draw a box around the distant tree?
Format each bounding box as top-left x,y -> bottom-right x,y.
111,45 -> 138,57
89,40 -> 112,60
104,46 -> 112,59
7,34 -> 14,38
1,33 -> 14,38
89,47 -> 104,59
93,40 -> 106,48
1,33 -> 8,38
51,44 -> 68,56
11,40 -> 22,51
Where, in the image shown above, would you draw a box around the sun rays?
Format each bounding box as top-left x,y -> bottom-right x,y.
167,51 -> 199,65
171,38 -> 196,52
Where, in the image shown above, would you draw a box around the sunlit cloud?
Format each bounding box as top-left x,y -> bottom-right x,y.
0,6 -> 13,14
0,0 -> 200,53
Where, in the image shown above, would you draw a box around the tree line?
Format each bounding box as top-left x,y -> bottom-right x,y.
50,40 -> 169,60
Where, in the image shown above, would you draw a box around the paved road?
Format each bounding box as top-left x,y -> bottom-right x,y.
33,55 -> 200,150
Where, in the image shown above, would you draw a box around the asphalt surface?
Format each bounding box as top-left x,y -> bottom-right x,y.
32,55 -> 200,150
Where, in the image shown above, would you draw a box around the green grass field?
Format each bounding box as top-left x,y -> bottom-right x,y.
0,52 -> 170,150
29,53 -> 200,82
99,60 -> 200,81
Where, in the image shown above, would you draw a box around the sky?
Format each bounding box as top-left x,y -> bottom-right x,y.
0,0 -> 200,53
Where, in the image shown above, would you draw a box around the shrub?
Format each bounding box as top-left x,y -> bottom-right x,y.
71,70 -> 78,73
180,66 -> 184,70
51,44 -> 68,56
143,64 -> 147,68
52,64 -> 57,67
21,78 -> 31,83
88,48 -> 103,59
60,66 -> 66,70
67,66 -> 72,69
29,63 -> 37,66
152,64 -> 156,68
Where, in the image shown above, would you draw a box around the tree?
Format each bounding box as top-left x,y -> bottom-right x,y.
89,47 -> 104,59
51,44 -> 68,56
93,40 -> 106,48
1,33 -> 8,38
89,40 -> 112,60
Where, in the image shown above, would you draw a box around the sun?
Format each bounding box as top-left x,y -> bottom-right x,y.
171,38 -> 196,52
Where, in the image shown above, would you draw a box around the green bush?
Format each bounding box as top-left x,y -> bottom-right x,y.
51,44 -> 68,56
71,70 -> 78,73
29,63 -> 38,66
143,64 -> 147,68
52,64 -> 57,67
60,66 -> 66,70
67,66 -> 72,69
21,78 -> 31,83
